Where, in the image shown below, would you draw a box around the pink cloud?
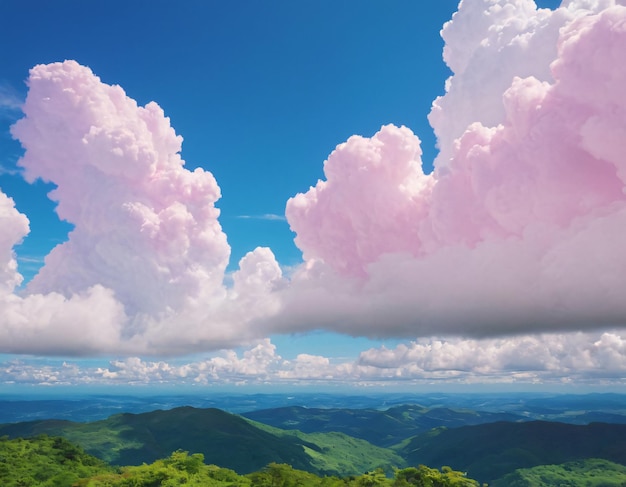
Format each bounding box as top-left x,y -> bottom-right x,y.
11,61 -> 230,316
283,4 -> 626,336
2,1 -> 626,357
0,192 -> 29,293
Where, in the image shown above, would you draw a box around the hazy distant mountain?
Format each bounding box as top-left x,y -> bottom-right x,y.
2,403 -> 626,483
1,392 -> 626,424
0,406 -> 403,476
243,404 -> 523,447
397,421 -> 626,485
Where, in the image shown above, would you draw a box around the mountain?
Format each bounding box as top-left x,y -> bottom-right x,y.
0,436 -> 480,487
243,404 -> 523,447
0,406 -> 403,476
491,458 -> 626,486
397,420 -> 626,485
2,392 -> 626,424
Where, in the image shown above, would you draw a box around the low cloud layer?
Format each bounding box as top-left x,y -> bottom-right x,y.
1,0 -> 626,361
3,333 -> 626,388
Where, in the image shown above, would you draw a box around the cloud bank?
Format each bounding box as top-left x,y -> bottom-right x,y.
1,0 -> 626,361
4,332 -> 626,388
284,0 -> 626,337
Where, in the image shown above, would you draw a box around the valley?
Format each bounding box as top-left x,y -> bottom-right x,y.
1,392 -> 626,485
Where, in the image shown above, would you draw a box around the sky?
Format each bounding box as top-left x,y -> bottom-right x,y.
2,0 -> 626,393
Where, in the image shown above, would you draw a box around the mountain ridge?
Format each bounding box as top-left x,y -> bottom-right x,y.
0,405 -> 403,476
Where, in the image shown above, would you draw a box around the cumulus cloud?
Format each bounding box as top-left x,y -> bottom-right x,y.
3,334 -> 626,387
284,1 -> 626,337
2,0 -> 626,359
2,61 -> 281,355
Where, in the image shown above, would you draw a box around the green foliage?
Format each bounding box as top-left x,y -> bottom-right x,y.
243,405 -> 520,448
0,407 -> 404,477
0,435 -> 111,487
491,458 -> 626,487
0,433 -> 480,487
393,466 -> 479,487
397,421 -> 626,484
76,450 -> 253,487
248,424 -> 406,476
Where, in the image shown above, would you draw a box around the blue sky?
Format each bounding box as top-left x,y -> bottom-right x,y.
1,1 -> 456,272
0,1 -> 455,359
3,0 -> 626,393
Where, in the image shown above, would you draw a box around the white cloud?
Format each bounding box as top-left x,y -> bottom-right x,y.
236,214 -> 287,221
3,333 -> 626,388
0,81 -> 22,119
2,2 -> 626,359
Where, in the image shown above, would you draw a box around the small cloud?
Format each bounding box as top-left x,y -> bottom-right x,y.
236,213 -> 286,221
17,256 -> 45,264
0,164 -> 20,176
0,81 -> 23,119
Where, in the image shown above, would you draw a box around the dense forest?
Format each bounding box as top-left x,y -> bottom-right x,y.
0,435 -> 480,487
5,435 -> 626,487
4,401 -> 626,486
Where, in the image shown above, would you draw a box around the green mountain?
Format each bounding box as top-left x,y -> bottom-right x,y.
243,404 -> 522,447
0,437 -> 480,487
0,406 -> 403,476
397,420 -> 626,485
491,458 -> 626,487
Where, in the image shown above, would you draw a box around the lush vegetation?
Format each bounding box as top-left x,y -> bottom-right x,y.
0,436 -> 479,487
0,435 -> 111,486
243,405 -> 521,448
491,458 -> 626,487
4,407 -> 626,485
0,406 -> 403,476
397,420 -> 626,484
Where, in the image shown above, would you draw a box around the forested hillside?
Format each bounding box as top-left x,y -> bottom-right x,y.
243,405 -> 522,447
3,405 -> 626,485
0,436 -> 479,487
398,420 -> 626,484
491,459 -> 626,487
0,406 -> 403,476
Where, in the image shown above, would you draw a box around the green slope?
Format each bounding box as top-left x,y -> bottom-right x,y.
248,418 -> 405,475
492,458 -> 626,487
0,435 -> 111,486
0,437 -> 479,487
0,406 -> 403,476
397,421 -> 626,485
242,404 -> 522,447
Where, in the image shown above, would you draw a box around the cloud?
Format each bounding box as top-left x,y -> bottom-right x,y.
0,191 -> 29,293
11,61 -> 230,316
236,214 -> 287,221
3,333 -> 626,387
1,1 -> 626,358
3,61 -> 282,355
0,81 -> 23,120
283,2 -> 626,337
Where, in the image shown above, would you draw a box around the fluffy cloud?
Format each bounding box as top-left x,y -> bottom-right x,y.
3,334 -> 626,387
0,191 -> 28,293
2,0 -> 626,358
283,1 -> 626,337
2,62 -> 282,355
11,61 -> 230,316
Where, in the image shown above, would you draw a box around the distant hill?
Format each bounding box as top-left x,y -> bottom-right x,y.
4,404 -> 626,483
397,421 -> 626,485
0,406 -> 403,476
243,404 -> 523,447
491,458 -> 626,486
2,392 -> 626,424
